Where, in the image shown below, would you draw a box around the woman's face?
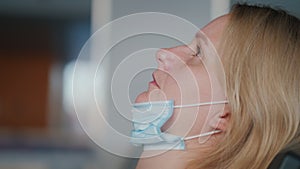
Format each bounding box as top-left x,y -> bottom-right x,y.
135,15 -> 230,137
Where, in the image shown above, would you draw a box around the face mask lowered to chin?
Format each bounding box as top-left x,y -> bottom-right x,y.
130,100 -> 228,151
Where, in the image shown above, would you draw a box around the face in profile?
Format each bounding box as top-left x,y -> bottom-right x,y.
134,15 -> 230,138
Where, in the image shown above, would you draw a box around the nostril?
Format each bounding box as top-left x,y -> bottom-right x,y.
156,49 -> 168,62
156,49 -> 168,70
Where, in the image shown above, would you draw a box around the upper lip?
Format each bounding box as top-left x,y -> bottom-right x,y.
152,72 -> 160,89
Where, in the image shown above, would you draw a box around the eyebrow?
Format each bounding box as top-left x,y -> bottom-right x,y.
194,32 -> 202,47
195,31 -> 202,39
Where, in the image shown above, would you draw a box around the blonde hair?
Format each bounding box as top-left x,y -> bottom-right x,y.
188,4 -> 300,169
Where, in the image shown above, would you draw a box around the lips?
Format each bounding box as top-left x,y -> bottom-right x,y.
150,72 -> 160,89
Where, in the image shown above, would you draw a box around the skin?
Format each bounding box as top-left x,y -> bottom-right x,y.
135,14 -> 230,169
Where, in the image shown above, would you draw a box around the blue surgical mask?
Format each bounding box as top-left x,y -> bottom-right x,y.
130,100 -> 228,150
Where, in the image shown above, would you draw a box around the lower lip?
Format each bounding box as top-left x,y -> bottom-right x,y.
149,81 -> 159,87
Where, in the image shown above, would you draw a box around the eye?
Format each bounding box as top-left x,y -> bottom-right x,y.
194,45 -> 201,57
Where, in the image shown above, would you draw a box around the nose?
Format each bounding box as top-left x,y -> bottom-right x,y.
156,49 -> 168,70
156,46 -> 193,70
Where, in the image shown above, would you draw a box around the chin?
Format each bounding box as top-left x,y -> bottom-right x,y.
134,91 -> 149,103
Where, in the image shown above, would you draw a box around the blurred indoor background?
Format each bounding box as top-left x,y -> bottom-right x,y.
0,0 -> 298,169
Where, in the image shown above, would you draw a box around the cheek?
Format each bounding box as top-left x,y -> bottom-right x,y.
160,76 -> 181,102
160,68 -> 203,104
164,85 -> 181,102
193,66 -> 214,101
197,77 -> 213,101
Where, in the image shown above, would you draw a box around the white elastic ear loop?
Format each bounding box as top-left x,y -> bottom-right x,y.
173,100 -> 227,141
183,130 -> 222,141
173,100 -> 228,108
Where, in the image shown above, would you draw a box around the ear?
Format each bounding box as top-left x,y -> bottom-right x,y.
209,111 -> 230,132
217,112 -> 230,131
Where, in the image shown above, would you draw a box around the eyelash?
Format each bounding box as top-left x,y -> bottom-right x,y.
195,46 -> 201,57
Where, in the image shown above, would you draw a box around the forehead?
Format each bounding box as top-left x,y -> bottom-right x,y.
199,14 -> 230,49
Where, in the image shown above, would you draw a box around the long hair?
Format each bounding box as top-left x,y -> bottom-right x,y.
188,4 -> 300,169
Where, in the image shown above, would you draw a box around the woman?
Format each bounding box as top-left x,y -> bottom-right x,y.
133,4 -> 300,169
